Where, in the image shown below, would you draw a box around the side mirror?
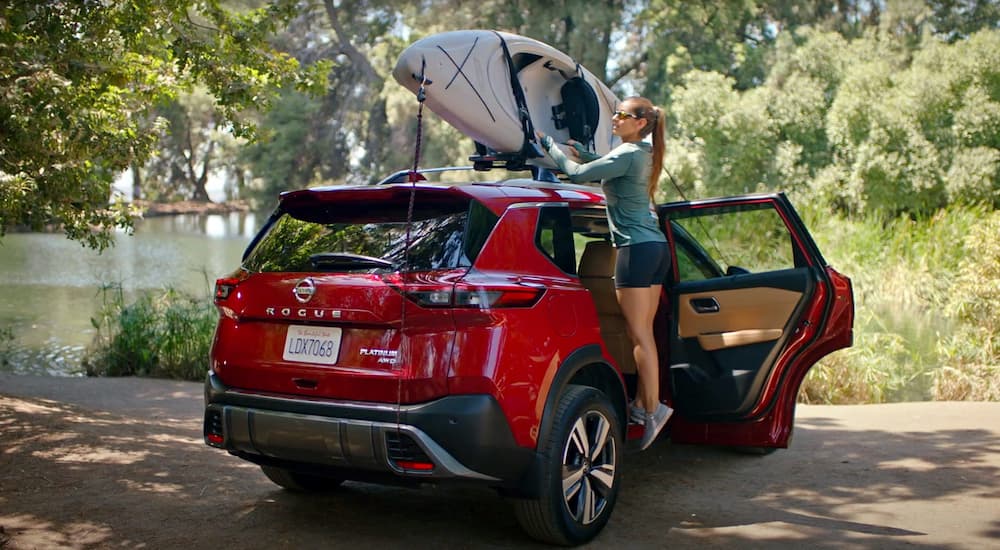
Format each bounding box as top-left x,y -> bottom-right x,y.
726,265 -> 750,276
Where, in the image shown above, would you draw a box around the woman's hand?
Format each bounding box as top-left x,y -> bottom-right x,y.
535,130 -> 552,153
565,139 -> 581,160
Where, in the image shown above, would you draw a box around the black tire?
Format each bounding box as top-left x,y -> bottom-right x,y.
260,465 -> 344,492
513,385 -> 623,546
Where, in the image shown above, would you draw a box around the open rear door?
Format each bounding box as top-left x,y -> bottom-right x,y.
658,194 -> 853,448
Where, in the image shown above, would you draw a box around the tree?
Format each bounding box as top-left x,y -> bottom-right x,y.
143,88 -> 239,203
0,1 -> 325,249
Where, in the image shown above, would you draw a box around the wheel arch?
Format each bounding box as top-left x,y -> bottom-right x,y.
510,344 -> 627,498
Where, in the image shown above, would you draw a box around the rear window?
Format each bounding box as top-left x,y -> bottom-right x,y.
243,199 -> 498,273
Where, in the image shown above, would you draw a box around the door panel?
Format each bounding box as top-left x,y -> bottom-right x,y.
670,270 -> 815,417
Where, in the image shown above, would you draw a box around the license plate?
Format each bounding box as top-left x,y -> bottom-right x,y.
282,325 -> 342,365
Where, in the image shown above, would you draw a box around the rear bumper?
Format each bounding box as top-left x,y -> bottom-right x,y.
203,372 -> 534,485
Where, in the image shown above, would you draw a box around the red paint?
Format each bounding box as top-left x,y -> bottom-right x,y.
210,183 -> 854,454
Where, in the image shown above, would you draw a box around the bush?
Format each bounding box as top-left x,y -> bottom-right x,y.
932,211 -> 1000,399
83,284 -> 217,381
800,204 -> 998,403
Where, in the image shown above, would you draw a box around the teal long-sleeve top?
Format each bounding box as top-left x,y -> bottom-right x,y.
542,137 -> 665,248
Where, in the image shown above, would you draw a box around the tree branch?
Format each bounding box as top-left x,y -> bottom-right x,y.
608,51 -> 648,87
322,0 -> 381,86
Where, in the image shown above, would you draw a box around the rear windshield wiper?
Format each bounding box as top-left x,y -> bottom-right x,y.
309,252 -> 397,271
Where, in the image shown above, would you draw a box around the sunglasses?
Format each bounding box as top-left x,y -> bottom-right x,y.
612,110 -> 640,121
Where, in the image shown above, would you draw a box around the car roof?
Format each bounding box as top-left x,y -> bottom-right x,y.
279,178 -> 608,215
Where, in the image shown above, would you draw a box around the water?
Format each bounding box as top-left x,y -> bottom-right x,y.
0,212 -> 258,376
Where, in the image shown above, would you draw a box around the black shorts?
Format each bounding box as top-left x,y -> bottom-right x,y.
615,241 -> 670,288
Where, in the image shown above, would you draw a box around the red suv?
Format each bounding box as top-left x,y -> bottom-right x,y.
203,171 -> 853,545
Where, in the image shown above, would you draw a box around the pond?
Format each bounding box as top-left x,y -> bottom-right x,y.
0,212 -> 258,376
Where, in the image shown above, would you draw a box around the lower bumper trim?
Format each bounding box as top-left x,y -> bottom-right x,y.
206,403 -> 499,481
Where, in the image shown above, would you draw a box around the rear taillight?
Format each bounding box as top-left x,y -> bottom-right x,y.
403,284 -> 544,309
215,281 -> 235,300
214,269 -> 250,301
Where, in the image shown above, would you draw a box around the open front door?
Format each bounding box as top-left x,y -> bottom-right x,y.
658,194 -> 852,448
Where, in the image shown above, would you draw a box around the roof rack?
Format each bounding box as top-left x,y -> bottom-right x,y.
374,163 -> 560,185
374,166 -> 476,185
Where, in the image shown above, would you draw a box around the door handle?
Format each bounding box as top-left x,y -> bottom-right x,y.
690,297 -> 720,314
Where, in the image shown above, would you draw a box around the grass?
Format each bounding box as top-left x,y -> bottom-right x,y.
0,326 -> 14,369
82,283 -> 217,381
799,204 -> 999,403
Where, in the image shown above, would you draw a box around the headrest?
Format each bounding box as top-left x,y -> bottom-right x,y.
578,240 -> 616,278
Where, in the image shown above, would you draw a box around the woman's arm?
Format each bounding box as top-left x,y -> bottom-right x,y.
569,140 -> 601,163
541,136 -> 632,184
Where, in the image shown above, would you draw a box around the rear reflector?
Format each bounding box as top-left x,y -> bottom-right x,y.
385,431 -> 435,472
395,461 -> 435,471
204,409 -> 224,446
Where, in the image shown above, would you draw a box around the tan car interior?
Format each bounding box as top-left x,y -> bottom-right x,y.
578,240 -> 637,374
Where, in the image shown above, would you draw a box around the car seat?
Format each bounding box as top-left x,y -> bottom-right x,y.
577,240 -> 637,374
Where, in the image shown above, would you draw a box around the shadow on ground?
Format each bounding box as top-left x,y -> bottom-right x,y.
1,395 -> 998,549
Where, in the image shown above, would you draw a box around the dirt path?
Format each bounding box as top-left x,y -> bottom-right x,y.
1,373 -> 999,549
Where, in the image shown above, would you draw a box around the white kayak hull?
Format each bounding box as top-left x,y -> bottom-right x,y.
392,30 -> 621,168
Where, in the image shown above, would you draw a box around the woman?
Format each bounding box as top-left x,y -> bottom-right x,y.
537,96 -> 672,450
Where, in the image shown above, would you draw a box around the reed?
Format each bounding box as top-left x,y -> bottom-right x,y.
83,284 -> 216,381
799,205 -> 999,403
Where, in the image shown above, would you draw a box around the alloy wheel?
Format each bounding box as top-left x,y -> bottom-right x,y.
561,409 -> 617,525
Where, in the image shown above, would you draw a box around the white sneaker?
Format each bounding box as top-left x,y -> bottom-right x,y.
639,403 -> 673,451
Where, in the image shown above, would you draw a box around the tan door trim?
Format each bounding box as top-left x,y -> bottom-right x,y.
678,287 -> 802,340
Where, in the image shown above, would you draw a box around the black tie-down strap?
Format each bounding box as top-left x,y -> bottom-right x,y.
494,32 -> 542,161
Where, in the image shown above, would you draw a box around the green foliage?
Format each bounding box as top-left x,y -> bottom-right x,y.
946,147 -> 1000,206
799,204 -> 999,403
934,213 -> 1000,400
142,87 -> 245,202
671,71 -> 778,196
240,91 -> 333,208
800,317 -> 928,404
666,26 -> 1000,218
945,211 -> 1000,332
0,1 -> 325,249
84,284 -> 216,381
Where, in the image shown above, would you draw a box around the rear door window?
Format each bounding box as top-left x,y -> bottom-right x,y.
669,203 -> 803,281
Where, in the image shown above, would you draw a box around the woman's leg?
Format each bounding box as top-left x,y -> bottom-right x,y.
617,285 -> 662,413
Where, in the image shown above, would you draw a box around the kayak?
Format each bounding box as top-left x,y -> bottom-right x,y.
392,30 -> 621,169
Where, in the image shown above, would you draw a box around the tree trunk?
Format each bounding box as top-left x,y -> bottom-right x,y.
185,123 -> 214,203
130,162 -> 142,201
323,0 -> 389,178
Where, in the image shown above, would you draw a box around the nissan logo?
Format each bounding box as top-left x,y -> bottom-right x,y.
293,278 -> 316,303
